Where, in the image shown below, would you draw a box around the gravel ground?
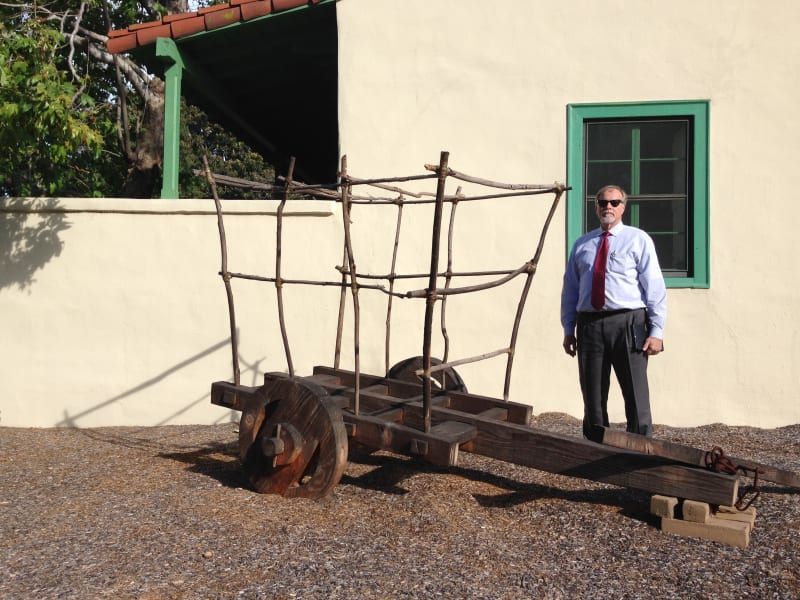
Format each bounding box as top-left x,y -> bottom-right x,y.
1,414 -> 799,599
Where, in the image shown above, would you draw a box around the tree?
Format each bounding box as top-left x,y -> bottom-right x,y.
0,0 -> 273,199
180,101 -> 275,200
0,14 -> 114,196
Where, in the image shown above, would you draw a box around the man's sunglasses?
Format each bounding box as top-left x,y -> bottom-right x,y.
597,199 -> 623,208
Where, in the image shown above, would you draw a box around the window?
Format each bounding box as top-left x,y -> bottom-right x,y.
567,101 -> 709,288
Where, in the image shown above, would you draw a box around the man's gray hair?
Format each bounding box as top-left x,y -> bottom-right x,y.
595,185 -> 628,203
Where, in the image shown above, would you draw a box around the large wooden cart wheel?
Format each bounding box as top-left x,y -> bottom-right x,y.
237,377 -> 348,499
387,356 -> 467,393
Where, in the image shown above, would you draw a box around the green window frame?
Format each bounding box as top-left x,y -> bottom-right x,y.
567,100 -> 710,288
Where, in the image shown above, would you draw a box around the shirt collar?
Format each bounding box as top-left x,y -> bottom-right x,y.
600,222 -> 625,237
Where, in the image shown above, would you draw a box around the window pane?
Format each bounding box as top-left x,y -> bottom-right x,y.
626,198 -> 688,273
640,159 -> 687,195
639,121 -> 687,159
583,199 -> 595,232
586,122 -> 632,160
586,161 -> 632,197
653,231 -> 687,274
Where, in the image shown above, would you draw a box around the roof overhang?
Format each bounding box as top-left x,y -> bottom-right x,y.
108,0 -> 339,187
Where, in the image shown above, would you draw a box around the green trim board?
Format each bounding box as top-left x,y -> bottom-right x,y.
566,100 -> 710,288
156,38 -> 184,199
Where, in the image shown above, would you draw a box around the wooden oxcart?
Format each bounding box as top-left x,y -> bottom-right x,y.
202,152 -> 798,508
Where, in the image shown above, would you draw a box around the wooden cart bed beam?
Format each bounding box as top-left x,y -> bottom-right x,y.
284,368 -> 739,506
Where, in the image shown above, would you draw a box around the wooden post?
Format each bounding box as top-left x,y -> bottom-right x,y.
203,155 -> 240,387
275,157 -> 295,377
422,151 -> 450,432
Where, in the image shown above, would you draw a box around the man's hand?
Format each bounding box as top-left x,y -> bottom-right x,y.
643,337 -> 663,355
563,335 -> 577,357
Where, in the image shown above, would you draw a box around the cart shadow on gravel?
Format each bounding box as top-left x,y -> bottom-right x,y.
153,437 -> 654,523
341,447 -> 657,526
71,422 -> 797,523
158,440 -> 250,489
155,434 -> 800,526
70,426 -> 252,489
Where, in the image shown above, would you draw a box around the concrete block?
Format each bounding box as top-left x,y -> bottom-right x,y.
715,505 -> 757,527
682,499 -> 711,523
650,495 -> 678,519
661,516 -> 750,548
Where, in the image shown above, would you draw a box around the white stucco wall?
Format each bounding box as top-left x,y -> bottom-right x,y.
3,0 -> 799,428
1,198 -> 342,427
336,0 -> 800,427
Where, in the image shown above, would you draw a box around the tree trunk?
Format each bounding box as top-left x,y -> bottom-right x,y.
120,76 -> 165,198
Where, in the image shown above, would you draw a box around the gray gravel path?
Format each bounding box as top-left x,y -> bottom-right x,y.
1,415 -> 798,599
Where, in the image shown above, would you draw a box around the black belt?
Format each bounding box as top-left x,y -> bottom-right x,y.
577,308 -> 644,321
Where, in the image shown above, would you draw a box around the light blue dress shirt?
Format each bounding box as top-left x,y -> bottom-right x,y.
561,223 -> 667,338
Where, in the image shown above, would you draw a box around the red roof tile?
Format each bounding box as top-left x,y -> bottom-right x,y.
162,12 -> 201,24
204,6 -> 242,30
273,0 -> 309,9
128,19 -> 165,32
240,0 -> 272,20
169,15 -> 206,39
198,3 -> 230,16
106,0 -> 322,55
136,23 -> 172,48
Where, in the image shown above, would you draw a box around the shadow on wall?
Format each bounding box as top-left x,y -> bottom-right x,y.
56,336 -> 266,428
0,198 -> 71,290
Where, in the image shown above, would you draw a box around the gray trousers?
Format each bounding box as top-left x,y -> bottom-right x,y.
576,308 -> 652,438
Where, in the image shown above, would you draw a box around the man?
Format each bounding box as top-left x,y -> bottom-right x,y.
561,185 -> 666,439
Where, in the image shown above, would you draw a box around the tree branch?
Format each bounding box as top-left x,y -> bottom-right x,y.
102,0 -> 133,163
67,2 -> 88,102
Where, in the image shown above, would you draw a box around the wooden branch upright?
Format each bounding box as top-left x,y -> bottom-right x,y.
203,155 -> 240,387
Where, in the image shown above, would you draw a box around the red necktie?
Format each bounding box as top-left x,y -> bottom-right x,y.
591,231 -> 609,310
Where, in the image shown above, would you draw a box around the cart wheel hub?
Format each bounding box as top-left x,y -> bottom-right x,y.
261,422 -> 303,466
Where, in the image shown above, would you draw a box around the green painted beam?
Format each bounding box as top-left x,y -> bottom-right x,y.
156,38 -> 184,199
